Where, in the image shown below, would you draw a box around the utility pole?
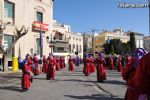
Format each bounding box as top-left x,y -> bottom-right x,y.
91,28 -> 98,56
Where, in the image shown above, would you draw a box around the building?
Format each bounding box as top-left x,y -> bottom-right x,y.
0,0 -> 54,69
52,20 -> 83,62
82,33 -> 93,56
93,28 -> 129,57
125,31 -> 144,48
52,20 -> 70,63
68,32 -> 83,58
143,36 -> 150,52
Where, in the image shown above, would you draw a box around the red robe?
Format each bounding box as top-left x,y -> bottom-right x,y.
84,58 -> 91,76
56,58 -> 60,71
122,57 -> 139,100
83,58 -> 86,74
109,57 -> 114,70
96,57 -> 106,82
134,53 -> 150,99
32,56 -> 39,75
42,57 -> 48,73
117,57 -> 122,72
89,57 -> 95,73
46,57 -> 56,80
22,64 -> 31,90
60,57 -> 65,69
68,58 -> 74,71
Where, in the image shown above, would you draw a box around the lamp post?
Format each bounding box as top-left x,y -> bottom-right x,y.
46,33 -> 53,54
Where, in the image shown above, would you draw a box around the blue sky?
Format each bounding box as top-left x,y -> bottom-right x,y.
53,0 -> 149,36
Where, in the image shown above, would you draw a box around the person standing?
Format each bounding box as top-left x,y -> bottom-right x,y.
68,56 -> 74,71
46,54 -> 56,80
21,60 -> 32,90
60,56 -> 65,69
96,52 -> 106,82
109,54 -> 114,70
42,55 -> 48,73
89,55 -> 95,73
122,48 -> 147,100
32,54 -> 39,75
83,54 -> 91,76
134,53 -> 150,100
56,57 -> 60,71
117,55 -> 123,72
75,56 -> 80,67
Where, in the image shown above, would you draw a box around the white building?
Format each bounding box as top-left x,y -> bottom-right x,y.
125,31 -> 144,48
68,32 -> 83,58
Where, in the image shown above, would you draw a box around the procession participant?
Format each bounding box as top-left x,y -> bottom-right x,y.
96,52 -> 106,82
32,54 -> 39,75
89,55 -> 95,73
82,54 -> 87,74
42,55 -> 48,73
109,54 -> 114,70
68,56 -> 74,71
55,57 -> 60,71
60,56 -> 65,69
83,54 -> 91,76
21,60 -> 32,90
122,48 -> 147,100
46,53 -> 56,80
75,56 -> 80,67
134,51 -> 149,100
117,55 -> 123,72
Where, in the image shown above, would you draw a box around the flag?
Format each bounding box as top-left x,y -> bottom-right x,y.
40,25 -> 42,47
18,43 -> 21,57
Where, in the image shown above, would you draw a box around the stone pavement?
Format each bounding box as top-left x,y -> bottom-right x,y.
0,64 -> 126,100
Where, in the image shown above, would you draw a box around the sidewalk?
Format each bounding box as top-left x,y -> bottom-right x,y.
87,69 -> 126,99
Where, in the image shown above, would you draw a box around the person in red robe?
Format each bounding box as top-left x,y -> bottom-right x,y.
109,55 -> 114,70
84,54 -> 91,76
68,56 -> 74,71
32,54 -> 39,75
56,57 -> 60,71
46,54 -> 56,80
134,52 -> 150,100
60,56 -> 65,69
122,48 -> 147,100
117,55 -> 123,72
42,55 -> 48,73
22,60 -> 32,90
89,55 -> 95,73
96,52 -> 106,82
82,57 -> 86,74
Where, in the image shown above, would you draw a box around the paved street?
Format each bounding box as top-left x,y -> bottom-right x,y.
0,65 -> 126,100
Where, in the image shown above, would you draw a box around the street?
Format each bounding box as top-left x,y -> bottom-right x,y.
0,65 -> 126,100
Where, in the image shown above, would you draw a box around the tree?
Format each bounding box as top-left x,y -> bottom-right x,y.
0,25 -> 28,72
129,32 -> 136,54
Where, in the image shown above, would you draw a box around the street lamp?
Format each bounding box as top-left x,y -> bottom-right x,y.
46,33 -> 54,53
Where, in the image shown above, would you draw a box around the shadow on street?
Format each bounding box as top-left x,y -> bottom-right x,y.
65,94 -> 124,100
0,86 -> 24,93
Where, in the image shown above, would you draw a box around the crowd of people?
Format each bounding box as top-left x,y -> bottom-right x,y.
20,48 -> 150,100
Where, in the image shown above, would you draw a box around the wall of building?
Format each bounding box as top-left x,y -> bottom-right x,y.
1,0 -> 53,60
68,33 -> 83,58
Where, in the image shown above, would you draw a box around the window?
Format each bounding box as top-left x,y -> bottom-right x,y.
4,35 -> 13,58
36,38 -> 40,55
36,12 -> 43,22
76,45 -> 78,52
73,44 -> 75,49
4,1 -> 14,18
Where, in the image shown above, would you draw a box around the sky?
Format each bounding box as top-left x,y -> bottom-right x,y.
53,0 -> 149,36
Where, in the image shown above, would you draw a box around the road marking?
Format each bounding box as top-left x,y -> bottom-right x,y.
93,86 -> 103,93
